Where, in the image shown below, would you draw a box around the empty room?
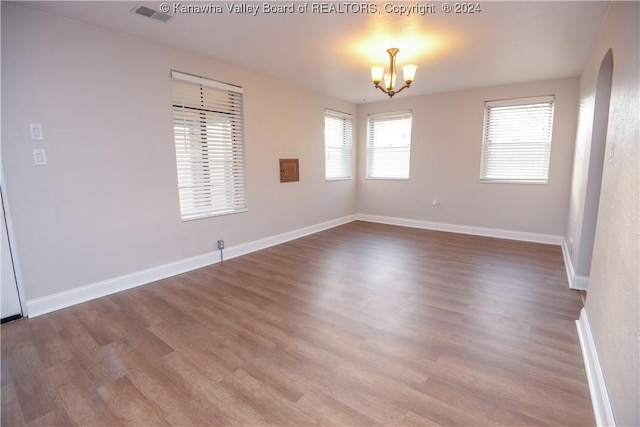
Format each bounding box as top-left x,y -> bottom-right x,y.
1,1 -> 638,426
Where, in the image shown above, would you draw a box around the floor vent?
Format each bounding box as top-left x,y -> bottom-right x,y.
131,5 -> 172,22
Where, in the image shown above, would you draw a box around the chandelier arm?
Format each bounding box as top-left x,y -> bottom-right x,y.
374,83 -> 390,94
377,82 -> 414,97
393,82 -> 412,95
374,84 -> 397,98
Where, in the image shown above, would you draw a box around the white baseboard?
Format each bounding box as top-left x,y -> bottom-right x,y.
356,214 -> 563,245
224,214 -> 357,261
26,214 -> 357,317
561,238 -> 590,290
26,252 -> 216,317
576,308 -> 616,426
571,275 -> 590,290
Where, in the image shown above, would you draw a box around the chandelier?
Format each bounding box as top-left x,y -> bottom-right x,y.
371,48 -> 417,98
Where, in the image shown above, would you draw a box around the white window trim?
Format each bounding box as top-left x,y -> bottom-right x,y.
480,95 -> 555,185
366,110 -> 413,180
324,109 -> 353,181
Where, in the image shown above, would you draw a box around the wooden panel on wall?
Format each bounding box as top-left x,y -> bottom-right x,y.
279,159 -> 299,183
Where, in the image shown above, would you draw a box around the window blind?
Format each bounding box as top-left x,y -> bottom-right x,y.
324,109 -> 353,181
171,70 -> 247,220
366,111 -> 412,180
480,96 -> 555,183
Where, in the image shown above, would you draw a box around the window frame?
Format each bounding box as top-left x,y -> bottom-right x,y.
171,70 -> 247,221
366,110 -> 413,180
324,109 -> 353,181
480,95 -> 555,184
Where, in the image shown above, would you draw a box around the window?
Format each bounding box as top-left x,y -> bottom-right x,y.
480,96 -> 555,183
324,109 -> 353,180
171,70 -> 247,220
366,111 -> 412,180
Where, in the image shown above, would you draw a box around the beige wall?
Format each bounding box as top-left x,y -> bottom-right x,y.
576,2 -> 639,425
1,3 -> 356,301
356,78 -> 579,236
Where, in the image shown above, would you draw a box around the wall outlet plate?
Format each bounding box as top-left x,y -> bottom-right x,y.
217,240 -> 224,250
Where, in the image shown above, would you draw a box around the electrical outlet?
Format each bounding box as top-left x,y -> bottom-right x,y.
217,240 -> 224,250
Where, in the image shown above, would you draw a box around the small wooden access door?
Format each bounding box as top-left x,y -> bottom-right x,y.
279,159 -> 299,183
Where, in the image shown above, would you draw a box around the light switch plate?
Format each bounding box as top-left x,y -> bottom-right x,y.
29,124 -> 44,140
33,149 -> 47,165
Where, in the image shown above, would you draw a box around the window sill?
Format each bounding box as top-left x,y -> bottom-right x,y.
181,207 -> 248,222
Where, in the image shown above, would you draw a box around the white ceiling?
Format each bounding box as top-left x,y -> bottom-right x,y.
17,1 -> 610,103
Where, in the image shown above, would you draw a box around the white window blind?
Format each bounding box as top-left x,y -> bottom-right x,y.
480,96 -> 555,183
366,111 -> 412,180
324,109 -> 353,181
171,70 -> 247,220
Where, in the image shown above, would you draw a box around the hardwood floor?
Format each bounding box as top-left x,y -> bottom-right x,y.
1,221 -> 595,426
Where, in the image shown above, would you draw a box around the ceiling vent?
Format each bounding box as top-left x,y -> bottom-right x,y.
131,5 -> 172,22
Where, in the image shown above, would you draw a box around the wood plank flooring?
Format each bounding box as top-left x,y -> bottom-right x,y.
1,221 -> 595,426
